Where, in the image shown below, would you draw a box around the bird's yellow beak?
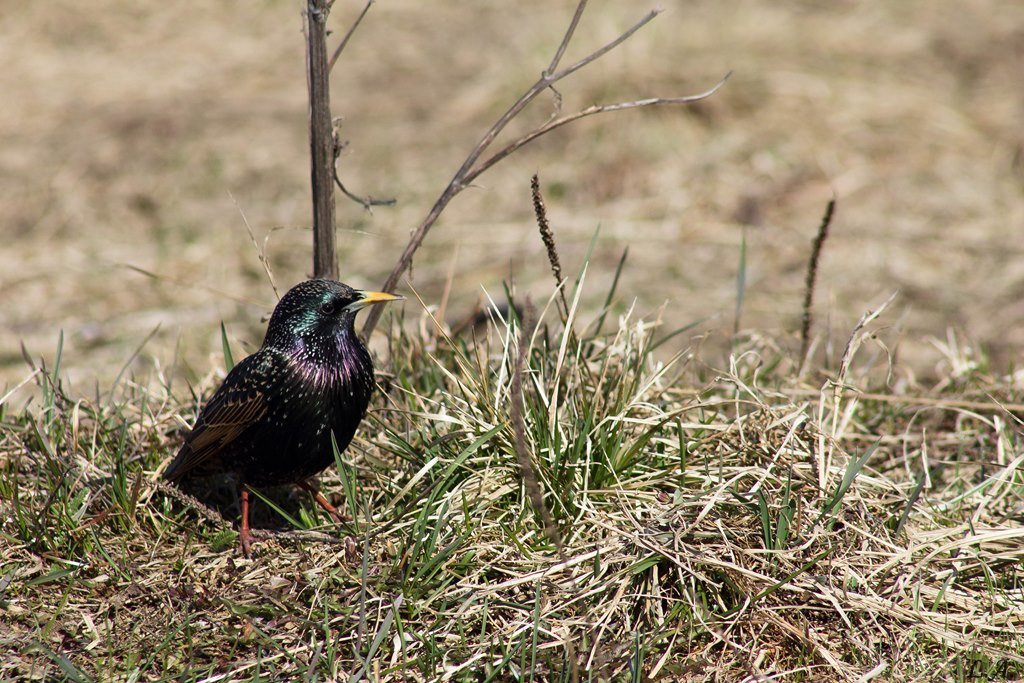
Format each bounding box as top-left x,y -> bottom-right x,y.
351,290 -> 403,310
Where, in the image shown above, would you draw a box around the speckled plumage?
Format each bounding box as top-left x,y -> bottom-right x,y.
163,278 -> 400,555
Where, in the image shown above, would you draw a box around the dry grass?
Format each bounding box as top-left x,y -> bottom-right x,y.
4,278 -> 1024,679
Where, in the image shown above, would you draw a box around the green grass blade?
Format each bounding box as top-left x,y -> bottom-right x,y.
589,246 -> 628,339
249,487 -> 305,530
220,321 -> 235,372
817,438 -> 880,527
332,430 -> 360,533
350,595 -> 404,683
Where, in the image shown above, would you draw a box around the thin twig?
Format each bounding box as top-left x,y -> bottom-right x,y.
510,299 -> 566,559
124,264 -> 266,307
229,190 -> 279,299
545,0 -> 588,76
249,528 -> 350,545
152,479 -> 231,530
783,387 -> 1024,415
465,83 -> 730,182
155,479 -> 353,547
328,0 -> 374,72
361,0 -> 728,336
0,368 -> 39,407
332,163 -> 396,211
798,197 -> 836,375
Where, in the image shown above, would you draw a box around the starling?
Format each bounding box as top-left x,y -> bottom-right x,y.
163,278 -> 402,556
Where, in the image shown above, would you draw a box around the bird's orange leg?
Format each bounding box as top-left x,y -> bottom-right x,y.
239,486 -> 253,557
296,480 -> 347,524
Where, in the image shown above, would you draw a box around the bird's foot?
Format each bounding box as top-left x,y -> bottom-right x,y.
239,528 -> 253,558
240,487 -> 253,558
297,480 -> 349,524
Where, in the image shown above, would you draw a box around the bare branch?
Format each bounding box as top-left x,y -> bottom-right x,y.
362,5 -> 727,336
464,76 -> 731,188
545,0 -> 589,76
328,0 -> 374,72
548,9 -> 660,83
445,8 -> 662,197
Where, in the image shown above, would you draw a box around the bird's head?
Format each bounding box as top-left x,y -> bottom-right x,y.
263,279 -> 402,352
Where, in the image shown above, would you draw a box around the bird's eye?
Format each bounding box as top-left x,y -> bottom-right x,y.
319,300 -> 336,315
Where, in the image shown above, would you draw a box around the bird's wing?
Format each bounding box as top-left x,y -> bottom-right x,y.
163,356 -> 272,481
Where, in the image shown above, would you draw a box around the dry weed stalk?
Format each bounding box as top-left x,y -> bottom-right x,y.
531,174 -> 569,318
362,1 -> 729,336
230,190 -> 279,299
798,197 -> 836,375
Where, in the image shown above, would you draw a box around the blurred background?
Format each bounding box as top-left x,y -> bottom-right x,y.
2,0 -> 1022,391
